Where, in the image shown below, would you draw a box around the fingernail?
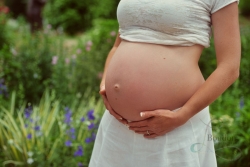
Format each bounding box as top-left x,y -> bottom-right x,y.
140,112 -> 144,117
125,124 -> 129,128
119,117 -> 123,120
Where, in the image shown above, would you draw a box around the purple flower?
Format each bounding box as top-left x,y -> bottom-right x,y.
24,106 -> 33,119
71,135 -> 76,140
85,133 -> 96,143
27,133 -> 32,139
85,138 -> 92,143
34,126 -> 40,131
80,117 -> 85,122
0,78 -> 8,97
87,110 -> 95,120
66,128 -> 76,140
91,133 -> 96,140
25,124 -> 29,128
74,146 -> 83,157
78,162 -> 83,167
65,140 -> 72,146
64,110 -> 72,125
64,107 -> 70,112
239,97 -> 244,110
88,123 -> 95,130
70,128 -> 75,133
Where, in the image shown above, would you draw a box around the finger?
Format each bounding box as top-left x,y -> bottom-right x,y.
134,130 -> 153,135
117,117 -> 129,125
134,131 -> 147,134
100,93 -> 128,124
127,119 -> 149,128
129,126 -> 148,132
144,133 -> 158,139
99,86 -> 106,95
99,89 -> 106,95
102,96 -> 128,123
108,108 -> 129,125
140,110 -> 162,119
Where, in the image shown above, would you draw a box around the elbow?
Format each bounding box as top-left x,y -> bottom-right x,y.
218,64 -> 240,82
231,67 -> 240,81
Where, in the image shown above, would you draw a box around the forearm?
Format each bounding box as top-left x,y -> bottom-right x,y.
100,47 -> 117,88
180,65 -> 239,120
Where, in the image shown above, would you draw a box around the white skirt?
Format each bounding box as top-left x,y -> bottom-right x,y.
89,106 -> 217,167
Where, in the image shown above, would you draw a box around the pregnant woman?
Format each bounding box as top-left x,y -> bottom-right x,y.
89,0 -> 241,166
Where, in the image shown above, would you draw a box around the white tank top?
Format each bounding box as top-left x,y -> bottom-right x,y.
117,0 -> 239,48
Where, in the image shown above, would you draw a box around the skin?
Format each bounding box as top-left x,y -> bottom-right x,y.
100,2 -> 241,139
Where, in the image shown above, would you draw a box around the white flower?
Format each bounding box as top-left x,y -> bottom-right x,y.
71,54 -> 77,59
85,120 -> 91,126
35,131 -> 43,137
27,151 -> 33,157
8,139 -> 14,144
47,24 -> 52,30
62,124 -> 67,130
33,73 -> 38,79
76,92 -> 82,98
11,48 -> 17,56
52,56 -> 58,65
27,158 -> 34,164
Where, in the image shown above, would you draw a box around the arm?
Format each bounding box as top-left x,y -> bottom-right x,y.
178,2 -> 241,122
100,32 -> 122,89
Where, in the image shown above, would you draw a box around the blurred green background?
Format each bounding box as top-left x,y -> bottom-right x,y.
0,0 -> 250,166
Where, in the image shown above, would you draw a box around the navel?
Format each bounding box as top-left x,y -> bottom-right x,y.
114,84 -> 120,91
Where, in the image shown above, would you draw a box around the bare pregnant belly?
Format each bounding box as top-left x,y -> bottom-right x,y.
105,40 -> 205,121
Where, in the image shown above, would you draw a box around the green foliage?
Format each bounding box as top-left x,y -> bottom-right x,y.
238,28 -> 250,95
209,85 -> 250,167
43,0 -> 120,35
0,89 -> 105,166
42,18 -> 118,105
0,17 -> 118,106
1,18 -> 57,106
239,0 -> 250,16
71,19 -> 118,98
0,14 -> 9,49
230,97 -> 250,167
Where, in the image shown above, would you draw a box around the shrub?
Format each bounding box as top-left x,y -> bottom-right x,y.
1,19 -> 57,105
209,83 -> 250,167
0,13 -> 9,49
68,19 -> 119,99
1,17 -> 118,106
43,0 -> 120,35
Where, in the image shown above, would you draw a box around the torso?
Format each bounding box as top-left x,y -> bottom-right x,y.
105,40 -> 205,121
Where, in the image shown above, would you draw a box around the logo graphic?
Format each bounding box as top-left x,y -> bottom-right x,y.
190,118 -> 242,161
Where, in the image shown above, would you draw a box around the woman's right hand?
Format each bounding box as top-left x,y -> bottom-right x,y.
99,85 -> 128,125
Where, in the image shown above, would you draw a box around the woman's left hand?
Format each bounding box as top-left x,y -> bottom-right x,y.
127,109 -> 188,139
